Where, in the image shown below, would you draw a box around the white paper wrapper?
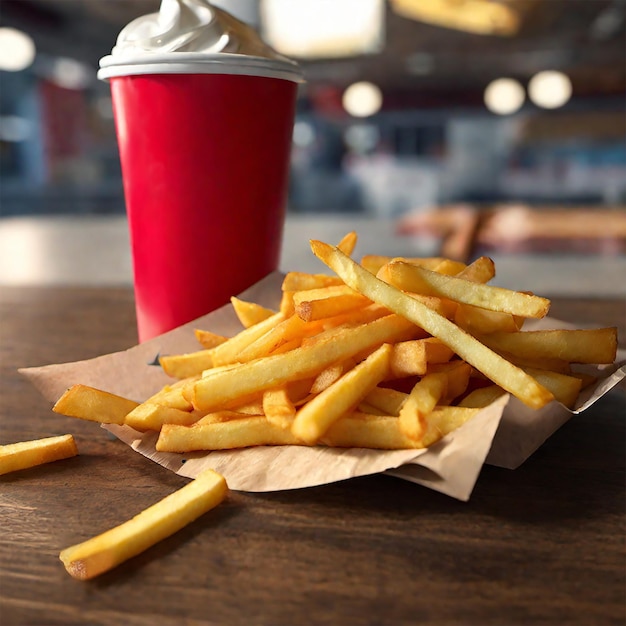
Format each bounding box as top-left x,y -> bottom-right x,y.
20,272 -> 626,501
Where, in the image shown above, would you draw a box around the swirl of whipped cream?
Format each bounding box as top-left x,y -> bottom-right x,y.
112,0 -> 284,59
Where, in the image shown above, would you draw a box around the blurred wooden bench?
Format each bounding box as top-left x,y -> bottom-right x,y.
396,204 -> 626,262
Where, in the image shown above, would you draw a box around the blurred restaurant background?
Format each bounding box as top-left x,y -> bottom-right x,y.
1,0 -> 625,260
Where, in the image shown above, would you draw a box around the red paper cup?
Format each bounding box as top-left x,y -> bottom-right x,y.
99,54 -> 302,341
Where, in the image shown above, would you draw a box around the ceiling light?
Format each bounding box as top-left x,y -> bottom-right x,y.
390,0 -> 519,36
0,27 -> 36,71
484,78 -> 525,115
342,81 -> 383,118
528,71 -> 572,109
261,0 -> 384,58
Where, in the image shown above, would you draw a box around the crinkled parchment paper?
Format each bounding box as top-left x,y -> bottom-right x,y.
20,272 -> 626,501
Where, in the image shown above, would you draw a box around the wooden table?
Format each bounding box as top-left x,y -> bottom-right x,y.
1,287 -> 624,626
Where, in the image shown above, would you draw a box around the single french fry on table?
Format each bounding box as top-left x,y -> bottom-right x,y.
60,469 -> 227,580
0,434 -> 78,476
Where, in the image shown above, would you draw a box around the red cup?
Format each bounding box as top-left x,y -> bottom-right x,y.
101,56 -> 301,341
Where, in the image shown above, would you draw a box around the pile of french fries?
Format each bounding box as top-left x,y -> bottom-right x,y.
52,232 -> 618,452
4,231 -> 619,580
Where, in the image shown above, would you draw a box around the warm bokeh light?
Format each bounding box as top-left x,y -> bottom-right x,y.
484,78 -> 525,115
262,0 -> 384,58
0,27 -> 36,71
342,81 -> 383,118
528,71 -> 573,109
390,0 -> 520,36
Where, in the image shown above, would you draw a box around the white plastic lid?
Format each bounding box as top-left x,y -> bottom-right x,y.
98,52 -> 304,83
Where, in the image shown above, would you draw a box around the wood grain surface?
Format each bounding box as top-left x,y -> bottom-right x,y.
1,287 -> 624,626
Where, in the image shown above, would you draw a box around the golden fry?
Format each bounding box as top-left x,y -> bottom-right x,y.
236,314 -> 322,363
362,255 -> 446,275
124,403 -> 203,432
384,261 -> 550,319
0,434 -> 78,476
363,387 -> 408,416
230,297 -> 276,328
389,338 -> 454,378
263,386 -> 297,428
160,350 -> 214,379
193,329 -> 228,349
398,373 -> 448,441
291,344 -> 393,444
310,358 -> 356,394
455,256 -> 495,283
53,384 -> 138,425
281,272 -> 343,292
478,328 -> 618,365
522,368 -> 582,409
454,303 -> 522,334
60,469 -> 227,580
157,417 -> 302,452
323,407 -> 480,450
144,379 -> 196,411
293,285 -> 371,322
458,385 -> 507,408
337,230 -> 358,256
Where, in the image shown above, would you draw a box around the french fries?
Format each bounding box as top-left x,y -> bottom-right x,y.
48,232 -> 618,457
14,230 -> 615,584
292,344 -> 393,444
53,385 -> 139,424
310,240 -> 555,410
60,469 -> 228,580
0,434 -> 78,475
